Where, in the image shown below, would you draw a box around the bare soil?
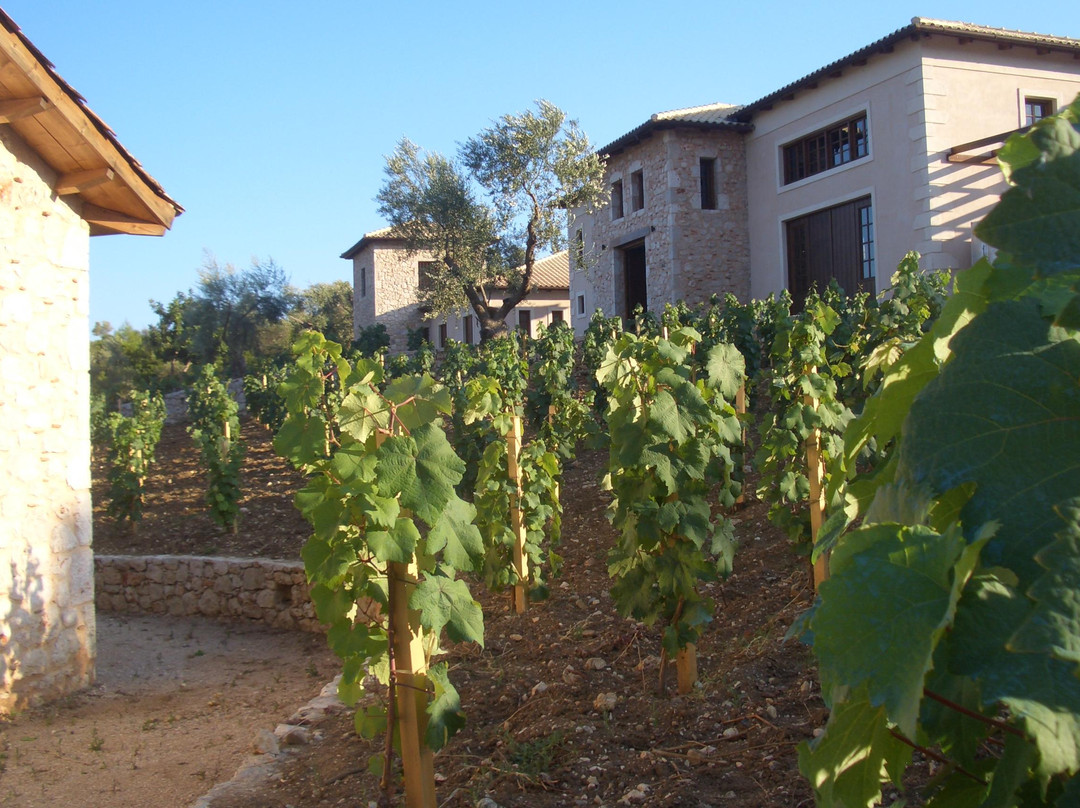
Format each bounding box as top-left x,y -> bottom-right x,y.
15,419 -> 823,807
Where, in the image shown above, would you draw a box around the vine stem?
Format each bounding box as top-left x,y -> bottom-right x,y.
888,729 -> 986,786
923,689 -> 1026,739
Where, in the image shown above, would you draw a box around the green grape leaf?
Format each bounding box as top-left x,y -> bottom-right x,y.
798,692 -> 913,808
425,662 -> 466,751
704,342 -> 746,399
411,575 -> 484,646
427,496 -> 483,570
949,574 -> 1080,777
338,385 -> 388,443
813,522 -> 979,736
366,516 -> 420,564
1010,502 -> 1080,667
898,299 -> 1080,589
977,107 -> 1080,275
399,422 -> 466,526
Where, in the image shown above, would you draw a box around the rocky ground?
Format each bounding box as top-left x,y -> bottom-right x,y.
81,418 -> 824,807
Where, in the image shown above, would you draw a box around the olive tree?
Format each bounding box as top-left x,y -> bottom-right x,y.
377,100 -> 605,341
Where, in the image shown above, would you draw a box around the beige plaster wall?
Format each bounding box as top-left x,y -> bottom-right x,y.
745,35 -> 1080,300
569,127 -> 748,337
0,127 -> 94,713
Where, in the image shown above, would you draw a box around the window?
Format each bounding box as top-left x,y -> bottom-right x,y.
463,315 -> 474,344
785,196 -> 873,311
630,170 -> 644,212
550,309 -> 564,324
699,157 -> 716,210
783,114 -> 868,184
577,294 -> 586,315
418,261 -> 438,291
1025,97 -> 1054,126
611,180 -> 624,220
438,323 -> 447,348
359,267 -> 367,297
573,228 -> 585,267
517,309 -> 531,336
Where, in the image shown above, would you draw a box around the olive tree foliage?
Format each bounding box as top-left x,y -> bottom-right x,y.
186,254 -> 296,376
291,280 -> 354,347
377,100 -> 605,341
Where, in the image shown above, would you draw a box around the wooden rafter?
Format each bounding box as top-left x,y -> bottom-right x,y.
82,203 -> 166,236
0,95 -> 48,123
55,167 -> 114,195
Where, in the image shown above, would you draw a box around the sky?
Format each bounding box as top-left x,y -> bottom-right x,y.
5,1 -> 1080,333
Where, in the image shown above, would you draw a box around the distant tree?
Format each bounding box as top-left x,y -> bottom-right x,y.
377,100 -> 605,341
90,321 -> 163,404
186,255 -> 296,376
292,280 -> 354,346
146,293 -> 195,388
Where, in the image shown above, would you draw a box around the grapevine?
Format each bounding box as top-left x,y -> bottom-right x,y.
104,389 -> 166,527
275,331 -> 484,804
599,326 -> 744,692
188,364 -> 246,532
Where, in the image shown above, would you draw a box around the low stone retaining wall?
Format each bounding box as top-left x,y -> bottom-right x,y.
94,555 -> 323,633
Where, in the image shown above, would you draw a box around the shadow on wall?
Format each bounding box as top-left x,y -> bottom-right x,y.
1,505 -> 95,714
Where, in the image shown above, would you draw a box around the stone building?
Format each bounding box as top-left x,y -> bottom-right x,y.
0,10 -> 180,712
570,18 -> 1080,330
342,226 -> 570,350
568,103 -> 751,335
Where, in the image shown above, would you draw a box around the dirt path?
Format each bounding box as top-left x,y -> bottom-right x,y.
0,613 -> 336,808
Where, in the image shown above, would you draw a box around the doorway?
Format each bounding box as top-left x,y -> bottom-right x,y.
620,241 -> 647,324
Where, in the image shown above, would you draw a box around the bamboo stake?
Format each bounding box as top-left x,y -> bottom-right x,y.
804,370 -> 828,589
375,430 -> 436,808
507,414 -> 529,614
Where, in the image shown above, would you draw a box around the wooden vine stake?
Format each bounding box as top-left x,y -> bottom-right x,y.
506,414 -> 529,614
803,370 -> 828,590
734,383 -> 747,506
376,430 -> 436,808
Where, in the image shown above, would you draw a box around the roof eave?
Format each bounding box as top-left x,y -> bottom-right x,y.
0,9 -> 181,235
600,118 -> 752,158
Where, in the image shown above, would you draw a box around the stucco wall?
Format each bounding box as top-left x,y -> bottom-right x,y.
569,127 -> 748,337
744,35 -> 1080,300
0,127 -> 94,713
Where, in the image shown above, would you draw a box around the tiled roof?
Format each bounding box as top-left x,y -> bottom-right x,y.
521,250 -> 569,291
732,17 -> 1080,121
599,102 -> 751,157
340,226 -> 405,259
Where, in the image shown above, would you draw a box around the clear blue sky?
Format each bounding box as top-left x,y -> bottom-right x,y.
5,1 -> 1080,332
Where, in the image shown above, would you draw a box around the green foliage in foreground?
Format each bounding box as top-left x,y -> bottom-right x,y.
797,96 -> 1080,807
274,331 -> 484,775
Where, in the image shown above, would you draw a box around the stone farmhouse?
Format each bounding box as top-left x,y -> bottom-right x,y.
342,226 -> 571,351
0,10 -> 180,711
569,17 -> 1080,331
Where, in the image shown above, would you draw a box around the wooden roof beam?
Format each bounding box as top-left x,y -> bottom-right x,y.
0,95 -> 49,123
82,203 -> 166,236
55,167 -> 114,195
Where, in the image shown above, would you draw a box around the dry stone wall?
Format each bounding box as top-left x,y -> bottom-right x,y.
0,127 -> 95,713
95,555 -> 323,633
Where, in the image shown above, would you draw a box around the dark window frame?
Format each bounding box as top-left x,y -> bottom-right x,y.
611,179 -> 624,220
517,308 -> 531,336
783,114 -> 869,185
551,309 -> 564,324
630,169 -> 644,212
1025,97 -> 1055,126
699,157 -> 716,210
438,323 -> 447,348
463,314 -> 473,344
359,266 -> 367,297
785,195 -> 874,311
577,294 -> 585,315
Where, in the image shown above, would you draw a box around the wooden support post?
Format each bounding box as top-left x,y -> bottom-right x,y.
389,559 -> 436,808
735,383 -> 747,506
376,430 -> 436,808
676,644 -> 698,695
506,414 -> 529,614
804,375 -> 828,589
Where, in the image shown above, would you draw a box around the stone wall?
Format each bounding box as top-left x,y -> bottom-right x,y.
0,127 -> 95,713
569,127 -> 749,336
95,555 -> 323,633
